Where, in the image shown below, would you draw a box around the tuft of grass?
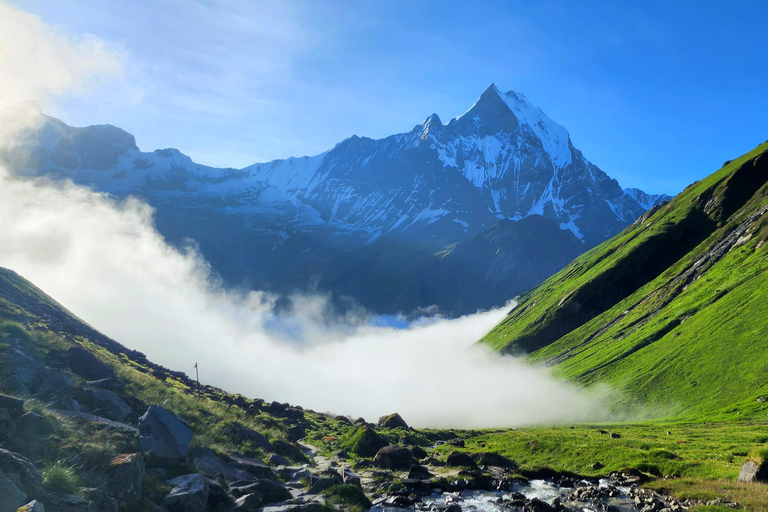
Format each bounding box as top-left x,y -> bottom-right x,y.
42,460 -> 84,494
322,484 -> 373,512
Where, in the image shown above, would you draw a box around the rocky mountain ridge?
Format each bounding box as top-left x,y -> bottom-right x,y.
2,87 -> 670,316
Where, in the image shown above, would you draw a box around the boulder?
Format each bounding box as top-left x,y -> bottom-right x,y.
0,394 -> 24,417
138,405 -> 193,461
342,467 -> 362,488
447,438 -> 465,448
191,447 -> 255,483
348,425 -> 389,457
164,474 -> 209,512
225,422 -> 272,450
106,453 -> 144,509
268,454 -> 291,466
446,451 -> 477,469
228,478 -> 292,503
0,449 -> 44,500
81,487 -> 118,512
271,440 -> 309,463
377,413 -> 408,429
738,460 -> 768,483
411,446 -> 428,460
472,452 -> 518,469
373,445 -> 415,470
260,500 -> 323,512
407,465 -> 434,480
66,346 -> 116,381
306,477 -> 338,495
0,409 -> 15,440
76,388 -> 131,422
0,469 -> 26,512
16,501 -> 44,512
287,424 -> 306,441
85,378 -> 125,391
228,452 -> 277,480
45,494 -> 89,512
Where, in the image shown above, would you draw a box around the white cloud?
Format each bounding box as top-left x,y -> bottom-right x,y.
0,1 -> 611,428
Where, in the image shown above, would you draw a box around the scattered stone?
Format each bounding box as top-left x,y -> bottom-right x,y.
407,465 -> 433,480
332,449 -> 349,460
106,453 -> 144,509
447,438 -> 465,448
269,454 -> 292,467
597,430 -> 608,435
16,501 -> 44,512
66,346 -> 116,381
81,487 -> 118,512
229,478 -> 292,503
446,451 -> 477,469
349,425 -> 389,457
373,445 -> 415,470
228,452 -> 277,480
0,469 -> 26,512
76,388 -> 131,422
738,460 -> 768,483
191,447 -> 255,483
271,440 -> 309,464
164,474 -> 210,512
472,452 -> 518,469
411,446 -> 428,460
306,477 -> 338,495
138,405 -> 193,461
377,413 -> 409,429
46,493 -> 89,512
225,422 -> 272,450
0,449 -> 44,500
0,394 -> 24,417
342,467 -> 362,488
592,461 -> 604,470
0,409 -> 15,440
260,500 -> 323,512
287,424 -> 306,441
85,378 -> 125,391
610,433 -> 621,439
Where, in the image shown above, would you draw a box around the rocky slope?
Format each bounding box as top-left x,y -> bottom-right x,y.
1,87 -> 668,316
481,140 -> 768,417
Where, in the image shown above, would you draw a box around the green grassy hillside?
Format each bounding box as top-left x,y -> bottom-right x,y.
481,141 -> 768,418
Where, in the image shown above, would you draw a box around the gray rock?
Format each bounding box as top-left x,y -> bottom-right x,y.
138,405 -> 193,460
81,488 -> 118,512
67,346 -> 116,381
45,493 -> 89,512
306,477 -> 337,495
0,469 -> 26,512
16,501 -> 44,512
85,378 -> 125,391
472,451 -> 518,469
447,438 -> 465,448
7,348 -> 44,387
164,474 -> 209,512
260,500 -> 323,512
225,422 -> 272,450
229,479 -> 292,504
106,453 -> 144,509
0,394 -> 24,417
407,465 -> 433,480
271,440 -> 309,463
0,409 -> 16,440
373,445 -> 415,470
228,452 -> 277,480
446,451 -> 477,469
377,413 -> 409,429
738,460 -> 768,483
0,449 -> 44,500
269,453 -> 291,466
77,388 -> 131,422
191,447 -> 255,483
342,467 -> 362,488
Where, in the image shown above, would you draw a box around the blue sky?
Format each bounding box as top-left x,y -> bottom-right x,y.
15,0 -> 768,195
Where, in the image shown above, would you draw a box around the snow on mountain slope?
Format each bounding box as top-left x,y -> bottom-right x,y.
0,87 -> 670,315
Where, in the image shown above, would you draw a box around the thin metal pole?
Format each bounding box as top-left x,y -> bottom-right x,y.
194,362 -> 200,396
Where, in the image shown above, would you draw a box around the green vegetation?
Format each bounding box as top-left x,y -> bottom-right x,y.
481,142 -> 768,418
42,459 -> 84,494
322,484 -> 373,512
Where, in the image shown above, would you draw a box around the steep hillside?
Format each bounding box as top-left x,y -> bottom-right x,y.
1,87 -> 668,316
482,141 -> 768,418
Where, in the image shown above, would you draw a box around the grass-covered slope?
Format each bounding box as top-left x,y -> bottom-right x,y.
481,141 -> 768,417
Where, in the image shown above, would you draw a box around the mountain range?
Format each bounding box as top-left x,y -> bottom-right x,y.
2,85 -> 670,316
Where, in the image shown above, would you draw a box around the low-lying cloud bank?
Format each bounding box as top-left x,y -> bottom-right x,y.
0,169 -> 610,427
0,1 -> 611,428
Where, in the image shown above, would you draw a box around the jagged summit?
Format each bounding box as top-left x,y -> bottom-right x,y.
2,86 -> 670,316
